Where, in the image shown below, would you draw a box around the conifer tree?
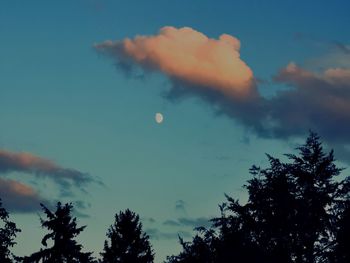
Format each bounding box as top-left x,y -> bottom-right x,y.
101,209 -> 154,263
0,199 -> 21,263
23,202 -> 93,263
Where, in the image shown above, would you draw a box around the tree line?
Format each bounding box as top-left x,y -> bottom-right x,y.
1,132 -> 350,262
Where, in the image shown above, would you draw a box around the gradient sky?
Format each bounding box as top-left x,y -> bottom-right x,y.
1,1 -> 350,262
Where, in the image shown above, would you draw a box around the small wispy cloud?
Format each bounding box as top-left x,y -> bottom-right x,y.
145,228 -> 191,240
163,217 -> 212,229
175,199 -> 187,214
163,219 -> 181,227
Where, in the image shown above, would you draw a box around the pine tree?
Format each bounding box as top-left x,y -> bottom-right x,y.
0,199 -> 21,263
22,202 -> 94,263
167,132 -> 350,263
101,209 -> 154,263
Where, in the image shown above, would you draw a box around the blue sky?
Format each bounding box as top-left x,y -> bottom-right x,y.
1,0 -> 350,262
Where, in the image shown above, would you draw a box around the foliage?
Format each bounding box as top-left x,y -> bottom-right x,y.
0,199 -> 21,263
101,209 -> 154,263
2,132 -> 350,263
167,132 -> 350,263
22,202 -> 94,263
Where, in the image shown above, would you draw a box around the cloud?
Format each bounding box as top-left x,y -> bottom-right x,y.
178,217 -> 212,228
71,200 -> 92,218
305,42 -> 350,70
94,26 -> 268,136
333,42 -> 350,54
145,228 -> 191,240
163,217 -> 212,228
163,219 -> 181,227
269,63 -> 350,142
175,199 -> 187,214
0,149 -> 93,191
0,178 -> 50,213
245,62 -> 350,161
142,217 -> 157,224
95,26 -> 258,101
96,27 -> 350,161
0,149 -> 100,211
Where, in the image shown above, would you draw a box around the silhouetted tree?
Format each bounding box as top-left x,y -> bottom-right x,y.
22,202 -> 94,263
211,203 -> 268,263
100,209 -> 154,263
286,133 -> 343,262
0,199 -> 21,263
165,229 -> 216,263
331,198 -> 350,263
165,204 -> 267,263
167,132 -> 350,263
220,132 -> 349,263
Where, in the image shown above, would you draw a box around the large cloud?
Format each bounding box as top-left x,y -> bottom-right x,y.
270,63 -> 350,141
95,26 -> 258,100
0,178 -> 50,213
0,149 -> 93,189
95,27 -> 350,160
95,26 -> 268,134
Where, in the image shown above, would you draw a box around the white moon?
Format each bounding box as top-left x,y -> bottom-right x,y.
155,113 -> 164,124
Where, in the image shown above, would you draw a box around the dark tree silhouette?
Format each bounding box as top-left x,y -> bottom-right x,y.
165,229 -> 216,263
100,209 -> 154,263
220,132 -> 347,263
285,133 -> 343,262
167,132 -> 350,263
22,202 -> 94,263
165,205 -> 267,263
0,199 -> 21,263
331,198 -> 350,263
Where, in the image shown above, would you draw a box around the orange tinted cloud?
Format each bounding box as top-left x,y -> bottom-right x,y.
0,149 -> 92,189
270,63 -> 350,142
0,178 -> 48,212
278,62 -> 350,86
95,26 -> 256,99
324,68 -> 350,84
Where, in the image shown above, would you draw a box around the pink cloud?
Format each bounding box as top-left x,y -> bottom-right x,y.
0,178 -> 49,213
95,26 -> 256,100
270,63 -> 350,141
0,149 -> 91,186
277,62 -> 350,87
95,28 -> 350,162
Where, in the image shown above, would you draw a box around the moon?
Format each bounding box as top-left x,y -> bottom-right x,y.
155,113 -> 164,124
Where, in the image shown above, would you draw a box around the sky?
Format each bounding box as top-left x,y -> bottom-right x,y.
1,0 -> 350,262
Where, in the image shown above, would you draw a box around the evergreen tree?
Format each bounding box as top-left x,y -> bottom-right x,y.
0,199 -> 21,263
101,209 -> 154,263
165,228 -> 216,263
22,202 -> 94,263
285,133 -> 343,262
167,132 -> 350,263
331,199 -> 350,262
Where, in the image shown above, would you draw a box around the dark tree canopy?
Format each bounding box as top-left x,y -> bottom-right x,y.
0,199 -> 21,263
101,209 -> 154,263
166,132 -> 350,263
22,202 -> 94,263
165,232 -> 215,263
332,199 -> 350,263
1,132 -> 350,263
